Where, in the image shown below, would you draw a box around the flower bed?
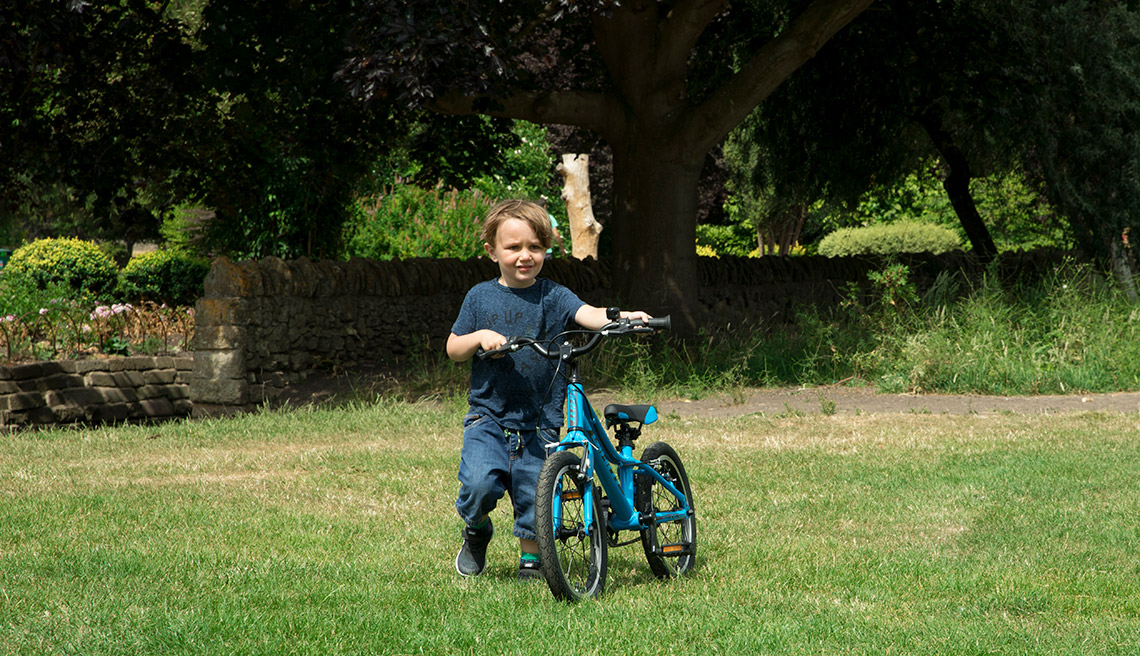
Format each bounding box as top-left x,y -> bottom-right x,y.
0,301 -> 194,364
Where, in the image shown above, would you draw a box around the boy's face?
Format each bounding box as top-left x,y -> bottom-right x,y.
485,218 -> 546,288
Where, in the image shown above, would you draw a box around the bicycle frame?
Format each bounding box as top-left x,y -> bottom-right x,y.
554,359 -> 691,536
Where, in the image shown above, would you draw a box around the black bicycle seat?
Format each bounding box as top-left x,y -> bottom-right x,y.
603,404 -> 658,426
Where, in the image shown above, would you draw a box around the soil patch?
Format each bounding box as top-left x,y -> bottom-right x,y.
653,386 -> 1140,418
276,367 -> 1140,417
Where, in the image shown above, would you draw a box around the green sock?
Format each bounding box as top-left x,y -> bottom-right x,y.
520,552 -> 540,563
470,517 -> 489,530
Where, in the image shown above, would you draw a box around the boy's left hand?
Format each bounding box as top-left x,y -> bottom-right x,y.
622,310 -> 652,324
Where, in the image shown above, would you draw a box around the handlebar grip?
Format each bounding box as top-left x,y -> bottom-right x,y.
646,315 -> 671,331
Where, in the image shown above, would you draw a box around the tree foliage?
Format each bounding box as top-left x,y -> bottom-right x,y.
1,0 -> 204,247
1008,1 -> 1140,294
723,0 -> 1140,288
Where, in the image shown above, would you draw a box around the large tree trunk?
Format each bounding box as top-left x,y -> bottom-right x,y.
609,140 -> 704,335
430,0 -> 876,336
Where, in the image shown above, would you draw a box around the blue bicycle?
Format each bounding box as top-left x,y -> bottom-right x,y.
480,314 -> 697,601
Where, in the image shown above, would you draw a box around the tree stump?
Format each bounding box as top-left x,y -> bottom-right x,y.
557,154 -> 603,260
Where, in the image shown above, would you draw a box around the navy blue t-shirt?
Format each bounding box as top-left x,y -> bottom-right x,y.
451,277 -> 586,430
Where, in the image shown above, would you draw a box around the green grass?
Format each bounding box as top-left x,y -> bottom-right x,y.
3,401 -> 1140,654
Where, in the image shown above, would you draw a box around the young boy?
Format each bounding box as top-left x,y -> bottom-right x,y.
446,199 -> 650,580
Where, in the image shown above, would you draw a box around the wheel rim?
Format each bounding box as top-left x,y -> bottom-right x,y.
649,458 -> 694,573
553,465 -> 602,596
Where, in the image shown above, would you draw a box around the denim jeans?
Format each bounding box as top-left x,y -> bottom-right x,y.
455,412 -> 557,541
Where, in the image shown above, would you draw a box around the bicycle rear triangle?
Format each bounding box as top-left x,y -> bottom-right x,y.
479,314 -> 697,601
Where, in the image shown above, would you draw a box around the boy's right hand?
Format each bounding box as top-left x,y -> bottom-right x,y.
478,330 -> 509,356
446,329 -> 508,362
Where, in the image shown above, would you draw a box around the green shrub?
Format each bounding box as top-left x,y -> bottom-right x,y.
344,185 -> 494,260
6,237 -> 119,298
818,221 -> 963,257
119,249 -> 210,306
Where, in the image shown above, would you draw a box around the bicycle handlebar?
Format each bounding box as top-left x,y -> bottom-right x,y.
475,315 -> 671,362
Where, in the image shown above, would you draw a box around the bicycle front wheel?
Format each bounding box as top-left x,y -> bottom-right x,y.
636,441 -> 697,579
534,450 -> 608,601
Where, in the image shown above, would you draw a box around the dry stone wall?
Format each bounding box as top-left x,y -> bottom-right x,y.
0,356 -> 192,428
190,249 -> 1071,411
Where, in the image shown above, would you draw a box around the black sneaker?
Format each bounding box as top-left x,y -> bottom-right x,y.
517,558 -> 542,582
455,520 -> 493,576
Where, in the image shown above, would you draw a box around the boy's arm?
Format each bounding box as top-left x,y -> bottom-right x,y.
446,330 -> 508,362
574,305 -> 652,331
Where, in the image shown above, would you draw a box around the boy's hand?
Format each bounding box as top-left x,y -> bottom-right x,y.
622,310 -> 652,324
478,330 -> 509,356
447,329 -> 508,362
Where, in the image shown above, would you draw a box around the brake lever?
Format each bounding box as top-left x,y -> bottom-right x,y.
475,336 -> 521,360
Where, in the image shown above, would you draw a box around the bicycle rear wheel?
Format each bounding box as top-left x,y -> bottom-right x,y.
535,450 -> 608,601
636,441 -> 697,579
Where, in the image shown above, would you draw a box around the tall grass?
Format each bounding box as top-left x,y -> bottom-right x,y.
541,260 -> 1140,398
3,403 -> 1139,654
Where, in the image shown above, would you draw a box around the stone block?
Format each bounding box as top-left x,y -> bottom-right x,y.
143,369 -> 177,385
88,403 -> 130,423
193,325 -> 246,350
85,371 -> 117,387
134,384 -> 167,399
174,357 -> 193,371
42,373 -> 84,390
112,371 -> 146,388
190,378 -> 248,405
7,392 -> 46,411
138,397 -> 175,417
193,350 -> 246,381
52,405 -> 85,423
62,359 -> 114,374
194,298 -> 247,327
14,378 -> 42,393
122,356 -> 157,371
97,387 -> 137,404
46,387 -> 105,407
9,362 -> 49,380
16,406 -> 58,425
202,256 -> 262,297
0,381 -> 16,394
172,399 -> 194,416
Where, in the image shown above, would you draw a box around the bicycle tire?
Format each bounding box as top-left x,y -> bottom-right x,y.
635,441 -> 697,579
535,450 -> 608,601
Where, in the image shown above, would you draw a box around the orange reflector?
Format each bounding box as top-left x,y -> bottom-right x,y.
662,544 -> 684,554
562,492 -> 582,501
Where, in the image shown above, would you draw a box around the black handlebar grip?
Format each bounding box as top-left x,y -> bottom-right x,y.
647,315 -> 671,331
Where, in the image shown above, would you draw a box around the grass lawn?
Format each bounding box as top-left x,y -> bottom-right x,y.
2,400 -> 1139,655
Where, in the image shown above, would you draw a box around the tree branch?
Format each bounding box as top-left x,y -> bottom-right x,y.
430,88 -> 625,142
656,0 -> 726,80
687,0 -> 875,152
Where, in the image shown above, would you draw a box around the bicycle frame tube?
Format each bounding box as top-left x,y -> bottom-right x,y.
562,381 -> 691,532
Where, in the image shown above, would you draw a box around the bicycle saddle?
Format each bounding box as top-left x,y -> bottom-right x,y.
603,404 -> 658,426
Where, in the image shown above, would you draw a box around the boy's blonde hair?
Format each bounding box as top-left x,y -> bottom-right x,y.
481,199 -> 553,248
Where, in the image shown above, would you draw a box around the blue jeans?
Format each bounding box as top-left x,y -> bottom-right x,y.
455,413 -> 557,541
